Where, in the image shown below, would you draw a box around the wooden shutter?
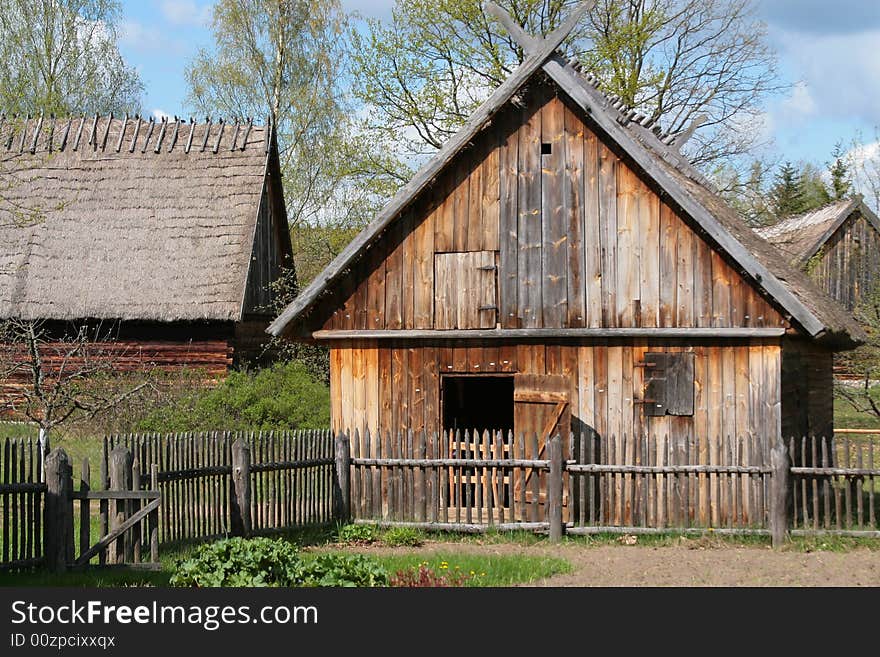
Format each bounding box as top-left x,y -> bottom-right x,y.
643,352 -> 695,416
434,251 -> 497,329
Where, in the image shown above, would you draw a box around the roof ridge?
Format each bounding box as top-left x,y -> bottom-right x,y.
786,195 -> 859,220
0,113 -> 268,155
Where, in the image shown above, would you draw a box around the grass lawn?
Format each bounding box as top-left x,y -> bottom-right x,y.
834,385 -> 880,430
0,526 -> 571,588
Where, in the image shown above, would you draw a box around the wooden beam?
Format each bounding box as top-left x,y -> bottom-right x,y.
267,1 -> 596,338
312,328 -> 786,340
73,498 -> 159,567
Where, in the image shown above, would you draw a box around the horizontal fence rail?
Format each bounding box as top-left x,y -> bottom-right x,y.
106,430 -> 335,545
0,437 -> 45,571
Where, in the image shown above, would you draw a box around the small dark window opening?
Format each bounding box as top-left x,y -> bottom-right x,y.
442,375 -> 514,435
643,352 -> 695,417
541,142 -> 552,155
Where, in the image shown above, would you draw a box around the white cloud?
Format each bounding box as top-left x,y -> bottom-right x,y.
844,137 -> 880,211
775,28 -> 880,123
152,109 -> 174,122
119,19 -> 186,55
159,0 -> 212,27
780,81 -> 817,118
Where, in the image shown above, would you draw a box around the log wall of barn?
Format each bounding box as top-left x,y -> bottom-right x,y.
809,211 -> 880,312
314,81 -> 787,334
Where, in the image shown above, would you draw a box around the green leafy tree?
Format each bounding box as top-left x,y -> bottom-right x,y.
186,0 -> 397,298
350,0 -> 785,176
0,0 -> 142,115
188,0 -> 345,228
717,158 -> 775,227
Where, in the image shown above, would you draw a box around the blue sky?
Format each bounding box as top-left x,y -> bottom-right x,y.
117,0 -> 880,167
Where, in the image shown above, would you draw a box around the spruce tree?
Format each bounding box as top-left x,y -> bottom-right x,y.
828,142 -> 852,201
770,162 -> 803,219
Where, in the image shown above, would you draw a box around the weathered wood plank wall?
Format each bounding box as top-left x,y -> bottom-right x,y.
331,339 -> 782,523
809,211 -> 880,312
313,83 -> 786,334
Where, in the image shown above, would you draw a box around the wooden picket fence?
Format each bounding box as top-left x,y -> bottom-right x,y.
3,428 -> 880,573
789,434 -> 879,534
344,429 -> 776,532
0,437 -> 44,570
340,428 -> 880,541
105,431 -> 335,545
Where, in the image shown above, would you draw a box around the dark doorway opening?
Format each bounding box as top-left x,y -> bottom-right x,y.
442,375 -> 514,435
442,375 -> 514,509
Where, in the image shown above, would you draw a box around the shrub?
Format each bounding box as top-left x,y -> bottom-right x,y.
136,360 -> 330,432
301,554 -> 388,587
382,527 -> 424,547
390,563 -> 471,587
170,537 -> 389,588
169,537 -> 304,587
336,523 -> 378,545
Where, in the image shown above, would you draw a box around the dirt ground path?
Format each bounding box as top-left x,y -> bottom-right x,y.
373,539 -> 880,587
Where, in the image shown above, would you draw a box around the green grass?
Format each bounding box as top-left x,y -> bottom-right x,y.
834,385 -> 880,430
309,551 -> 571,587
0,532 -> 570,588
0,422 -> 38,440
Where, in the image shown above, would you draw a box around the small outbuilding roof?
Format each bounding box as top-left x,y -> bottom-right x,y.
0,115 -> 275,323
755,196 -> 880,265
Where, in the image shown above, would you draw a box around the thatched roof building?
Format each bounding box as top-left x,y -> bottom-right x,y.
0,114 -> 292,375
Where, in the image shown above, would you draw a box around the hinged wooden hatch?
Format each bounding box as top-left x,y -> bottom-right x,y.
434,251 -> 498,329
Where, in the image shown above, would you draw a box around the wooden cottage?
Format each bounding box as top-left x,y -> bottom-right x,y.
269,8 -> 863,523
0,114 -> 291,386
756,197 -> 880,312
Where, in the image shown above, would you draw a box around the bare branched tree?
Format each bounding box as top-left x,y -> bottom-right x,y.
834,283 -> 880,422
0,319 -> 155,454
350,0 -> 785,174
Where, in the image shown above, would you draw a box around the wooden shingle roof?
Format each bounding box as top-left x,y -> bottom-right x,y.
0,115 -> 274,322
755,197 -> 880,265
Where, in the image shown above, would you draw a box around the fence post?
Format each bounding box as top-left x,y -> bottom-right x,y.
230,438 -> 252,537
334,432 -> 352,524
548,434 -> 564,542
109,446 -> 132,564
79,458 -> 90,563
43,448 -> 73,573
770,438 -> 791,549
150,464 -> 159,563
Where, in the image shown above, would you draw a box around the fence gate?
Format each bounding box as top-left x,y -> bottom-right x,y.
44,446 -> 161,572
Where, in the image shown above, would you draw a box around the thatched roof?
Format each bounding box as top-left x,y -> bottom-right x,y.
0,115 -> 274,323
269,43 -> 864,347
755,197 -> 880,265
